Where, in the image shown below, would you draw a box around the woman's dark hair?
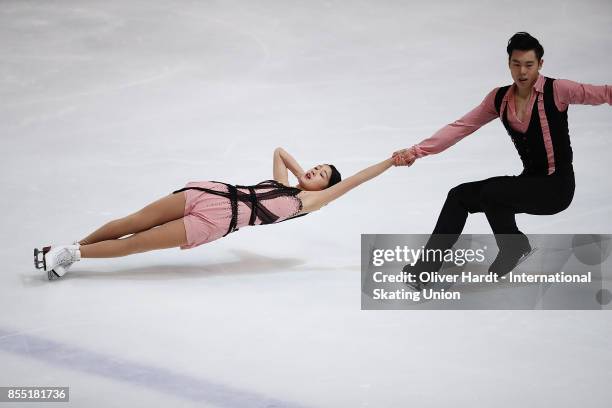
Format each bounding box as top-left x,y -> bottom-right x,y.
326,164 -> 342,188
507,32 -> 544,60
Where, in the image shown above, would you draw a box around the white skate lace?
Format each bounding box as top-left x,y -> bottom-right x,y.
56,248 -> 78,266
61,242 -> 81,270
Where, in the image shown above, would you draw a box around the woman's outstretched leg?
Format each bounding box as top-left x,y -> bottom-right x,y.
78,193 -> 186,245
79,218 -> 187,258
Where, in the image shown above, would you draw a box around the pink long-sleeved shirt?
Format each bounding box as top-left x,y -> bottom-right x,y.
410,75 -> 612,159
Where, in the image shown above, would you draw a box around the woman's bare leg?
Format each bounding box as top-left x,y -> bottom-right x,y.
78,193 -> 186,245
79,218 -> 187,258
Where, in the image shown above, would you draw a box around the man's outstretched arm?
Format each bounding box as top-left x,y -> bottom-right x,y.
393,88 -> 500,166
553,79 -> 612,110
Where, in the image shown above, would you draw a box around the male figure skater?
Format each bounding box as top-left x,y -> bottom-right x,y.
393,32 -> 611,289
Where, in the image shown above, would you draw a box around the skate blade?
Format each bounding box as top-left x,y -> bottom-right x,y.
515,247 -> 538,269
47,270 -> 61,281
405,281 -> 423,292
33,246 -> 50,270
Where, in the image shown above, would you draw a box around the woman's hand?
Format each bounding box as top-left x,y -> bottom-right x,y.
392,147 -> 417,167
273,148 -> 305,185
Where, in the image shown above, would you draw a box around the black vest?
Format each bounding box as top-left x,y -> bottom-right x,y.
494,77 -> 573,176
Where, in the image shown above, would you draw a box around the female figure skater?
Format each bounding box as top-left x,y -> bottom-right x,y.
35,148 -> 393,280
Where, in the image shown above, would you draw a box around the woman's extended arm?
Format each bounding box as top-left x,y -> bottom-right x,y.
273,147 -> 305,186
300,158 -> 393,212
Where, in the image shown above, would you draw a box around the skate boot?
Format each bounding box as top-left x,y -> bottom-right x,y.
403,266 -> 424,291
488,235 -> 536,277
402,256 -> 443,292
33,244 -> 81,280
402,263 -> 427,292
55,242 -> 82,276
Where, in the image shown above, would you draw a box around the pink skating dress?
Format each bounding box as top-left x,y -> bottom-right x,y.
175,180 -> 304,249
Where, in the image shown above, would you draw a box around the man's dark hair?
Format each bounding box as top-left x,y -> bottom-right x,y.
507,32 -> 544,61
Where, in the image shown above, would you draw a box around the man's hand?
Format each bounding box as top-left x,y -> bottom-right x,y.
392,147 -> 416,167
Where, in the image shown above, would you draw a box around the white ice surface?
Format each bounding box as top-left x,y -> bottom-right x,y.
1,0 -> 612,407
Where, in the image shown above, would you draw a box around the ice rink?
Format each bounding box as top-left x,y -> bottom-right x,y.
1,0 -> 611,406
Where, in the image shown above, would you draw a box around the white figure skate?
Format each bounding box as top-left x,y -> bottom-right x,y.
34,244 -> 81,280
